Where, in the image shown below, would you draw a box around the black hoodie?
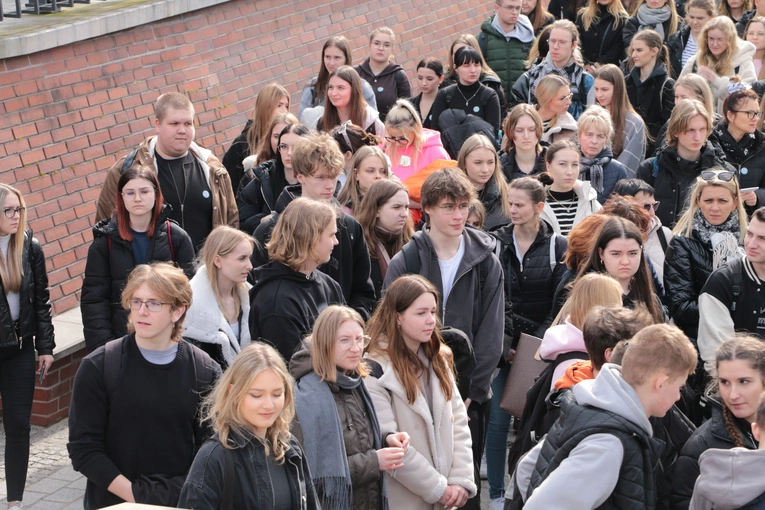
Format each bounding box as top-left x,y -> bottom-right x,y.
221,119 -> 252,195
355,60 -> 411,121
626,62 -> 675,155
249,261 -> 344,361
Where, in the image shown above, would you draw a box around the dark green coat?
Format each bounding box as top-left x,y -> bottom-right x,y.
479,16 -> 533,96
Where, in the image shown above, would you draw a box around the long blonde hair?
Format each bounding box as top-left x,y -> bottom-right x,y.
553,273 -> 624,329
674,74 -> 716,120
305,305 -> 369,382
337,146 -> 390,215
385,100 -> 425,171
202,227 -> 255,323
535,74 -> 570,129
578,0 -> 629,31
204,342 -> 295,461
457,134 -> 512,220
746,18 -> 765,80
0,184 -> 25,294
697,16 -> 739,76
247,83 -> 290,158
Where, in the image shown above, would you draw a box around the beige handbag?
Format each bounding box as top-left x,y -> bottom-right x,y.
499,333 -> 547,417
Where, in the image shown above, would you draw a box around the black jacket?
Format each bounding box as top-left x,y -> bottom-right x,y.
623,16 -> 676,47
178,435 -> 319,510
252,184 -> 376,320
441,73 -> 508,125
493,221 -> 568,344
576,8 -> 627,66
437,109 -> 499,159
237,159 -> 280,234
0,231 -> 54,355
479,179 -> 511,231
221,119 -> 252,196
737,9 -> 758,37
500,148 -> 548,182
80,209 -> 195,353
249,261 -> 345,361
666,25 -> 690,79
625,63 -> 675,155
355,60 -> 412,122
663,230 -> 714,340
671,403 -> 757,510
547,0 -> 580,22
430,81 -> 502,137
636,143 -> 732,228
710,125 -> 765,212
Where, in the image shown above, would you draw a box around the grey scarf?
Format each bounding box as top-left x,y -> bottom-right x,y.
692,208 -> 743,269
530,54 -> 585,102
294,370 -> 389,510
636,4 -> 671,40
579,149 -> 612,193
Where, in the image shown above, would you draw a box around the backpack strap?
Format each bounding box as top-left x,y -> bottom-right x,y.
652,157 -> 660,179
219,444 -> 236,510
103,338 -> 124,400
657,227 -> 668,253
549,233 -> 558,271
401,241 -> 421,275
190,343 -> 216,391
478,32 -> 488,58
166,221 -> 175,262
121,149 -> 138,174
730,258 -> 743,312
658,76 -> 668,106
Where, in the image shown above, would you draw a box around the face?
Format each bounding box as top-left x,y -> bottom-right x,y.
645,0 -> 667,8
598,237 -> 642,283
718,359 -> 765,422
355,155 -> 388,193
508,188 -> 543,227
215,240 -> 253,286
456,60 -> 482,86
385,126 -> 413,149
674,85 -> 698,105
270,123 -> 288,155
297,169 -> 338,201
546,148 -> 580,191
0,193 -> 21,237
512,114 -> 540,151
323,46 -> 346,74
579,126 -> 608,159
416,67 -> 442,95
727,98 -> 761,135
327,76 -> 352,110
495,0 -> 522,26
239,369 -> 285,438
463,147 -> 496,189
634,190 -> 658,219
278,132 -> 299,171
747,22 -> 765,51
333,320 -> 366,373
155,107 -> 195,158
548,28 -> 575,67
686,7 -> 713,34
707,28 -> 729,57
698,185 -> 737,226
594,78 -> 614,109
274,96 -> 289,116
521,0 -> 537,15
653,375 -> 688,417
121,177 -> 156,220
315,220 -> 339,264
129,283 -> 184,343
425,196 -> 470,239
397,292 -> 437,350
370,33 -> 393,64
467,212 -> 482,228
376,189 -> 410,232
676,115 -> 709,155
631,40 -> 659,69
548,86 -> 573,115
745,217 -> 765,264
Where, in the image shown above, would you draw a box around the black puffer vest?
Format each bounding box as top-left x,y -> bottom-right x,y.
528,392 -> 663,509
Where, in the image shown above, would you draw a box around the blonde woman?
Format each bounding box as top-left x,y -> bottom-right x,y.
720,0 -> 753,24
746,16 -> 765,79
575,0 -> 630,70
183,227 -> 255,370
576,105 -> 628,203
355,27 -> 412,121
680,16 -> 757,103
623,0 -> 680,46
0,184 -> 54,510
457,133 -> 512,229
291,305 -> 409,509
337,145 -> 391,216
178,342 -> 319,509
667,0 -> 717,78
535,74 -> 578,143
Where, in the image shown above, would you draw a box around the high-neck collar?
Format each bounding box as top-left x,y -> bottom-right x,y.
0,234 -> 10,256
457,80 -> 482,95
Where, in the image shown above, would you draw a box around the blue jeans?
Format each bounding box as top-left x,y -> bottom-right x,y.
486,364 -> 512,499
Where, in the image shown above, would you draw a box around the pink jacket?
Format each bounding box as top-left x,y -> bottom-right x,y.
539,318 -> 588,390
389,128 -> 450,182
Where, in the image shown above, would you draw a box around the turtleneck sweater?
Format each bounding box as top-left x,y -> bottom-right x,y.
0,234 -> 20,321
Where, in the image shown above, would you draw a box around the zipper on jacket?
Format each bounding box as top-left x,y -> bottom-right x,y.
287,456 -> 308,509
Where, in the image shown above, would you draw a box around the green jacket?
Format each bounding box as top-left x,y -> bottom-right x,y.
479,15 -> 534,94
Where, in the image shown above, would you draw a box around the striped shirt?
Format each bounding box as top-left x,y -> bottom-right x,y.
682,34 -> 697,69
547,189 -> 577,236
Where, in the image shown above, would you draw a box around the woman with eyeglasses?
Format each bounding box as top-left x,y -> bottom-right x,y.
535,75 -> 578,144
81,166 -> 194,353
746,17 -> 765,80
290,305 -> 408,509
237,124 -> 311,234
667,0 -> 717,80
709,87 -> 765,212
663,168 -> 747,343
0,184 -> 54,510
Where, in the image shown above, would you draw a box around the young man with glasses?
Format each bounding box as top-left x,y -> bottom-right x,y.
510,19 -> 594,119
383,168 -> 505,510
478,0 -> 536,96
68,263 -> 220,509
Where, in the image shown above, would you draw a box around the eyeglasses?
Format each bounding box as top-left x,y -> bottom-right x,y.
3,207 -> 25,219
642,201 -> 660,212
129,299 -> 169,313
548,38 -> 573,47
121,189 -> 155,200
499,4 -> 522,11
337,335 -> 371,351
385,135 -> 409,146
435,203 -> 471,215
557,93 -> 573,102
333,120 -> 353,150
700,170 -> 736,182
731,109 -> 763,120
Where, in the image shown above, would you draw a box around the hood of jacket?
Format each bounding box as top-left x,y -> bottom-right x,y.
539,318 -> 586,360
411,224 -> 497,274
358,59 -> 404,78
733,40 -> 757,68
572,363 -> 653,435
629,61 -> 668,85
658,142 -> 722,176
542,112 -> 578,140
274,184 -> 302,213
482,14 -> 535,43
648,215 -> 664,236
692,448 -> 765,510
421,128 -> 445,149
289,343 -> 314,381
554,360 -> 595,390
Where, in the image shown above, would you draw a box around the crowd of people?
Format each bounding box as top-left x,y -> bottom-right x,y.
5,1 -> 765,508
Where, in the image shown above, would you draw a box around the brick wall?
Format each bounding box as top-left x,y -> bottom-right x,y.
0,0 -> 493,315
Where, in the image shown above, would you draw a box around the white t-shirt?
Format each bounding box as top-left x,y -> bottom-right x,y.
230,320 -> 240,341
439,237 -> 465,306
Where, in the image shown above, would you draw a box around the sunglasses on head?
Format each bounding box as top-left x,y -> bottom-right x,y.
700,170 -> 735,182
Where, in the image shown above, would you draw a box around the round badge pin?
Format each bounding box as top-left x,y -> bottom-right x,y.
377,87 -> 384,92
473,106 -> 480,113
202,190 -> 211,199
742,167 -> 749,175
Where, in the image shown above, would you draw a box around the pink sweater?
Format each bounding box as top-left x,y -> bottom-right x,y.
388,128 -> 450,182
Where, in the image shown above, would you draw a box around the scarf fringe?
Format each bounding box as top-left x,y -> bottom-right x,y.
315,477 -> 354,510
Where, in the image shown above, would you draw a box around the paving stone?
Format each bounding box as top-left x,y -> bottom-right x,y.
39,487 -> 83,503
24,477 -> 70,495
47,465 -> 81,482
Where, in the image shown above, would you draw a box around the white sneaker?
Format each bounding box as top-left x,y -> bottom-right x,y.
489,498 -> 505,510
480,453 -> 488,479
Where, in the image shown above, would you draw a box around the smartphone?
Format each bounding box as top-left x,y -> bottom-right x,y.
741,187 -> 759,193
39,361 -> 46,384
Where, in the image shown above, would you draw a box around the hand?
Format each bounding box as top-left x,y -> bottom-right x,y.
742,190 -> 758,207
259,212 -> 275,224
438,486 -> 455,506
697,66 -> 717,82
37,355 -> 54,380
463,398 -> 472,421
107,475 -> 135,503
386,431 -> 410,452
507,348 -> 517,364
376,447 -> 405,471
440,485 -> 470,508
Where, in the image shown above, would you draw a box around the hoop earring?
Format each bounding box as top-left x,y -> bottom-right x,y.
600,259 -> 604,266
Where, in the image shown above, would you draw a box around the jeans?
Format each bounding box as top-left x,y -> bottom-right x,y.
486,364 -> 513,499
0,337 -> 36,502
